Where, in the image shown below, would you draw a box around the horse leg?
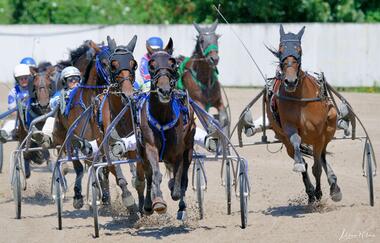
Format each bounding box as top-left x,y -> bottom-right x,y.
72,160 -> 84,209
144,165 -> 153,215
98,164 -> 110,205
301,162 -> 316,204
312,145 -> 323,201
109,164 -> 136,210
288,132 -> 306,172
171,155 -> 184,201
135,162 -> 146,215
177,149 -> 192,220
146,144 -> 166,214
321,149 -> 342,202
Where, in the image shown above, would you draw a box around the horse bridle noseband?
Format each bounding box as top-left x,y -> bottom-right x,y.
108,48 -> 137,88
149,51 -> 178,91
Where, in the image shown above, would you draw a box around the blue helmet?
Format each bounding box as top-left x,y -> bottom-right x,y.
146,37 -> 163,50
20,57 -> 37,67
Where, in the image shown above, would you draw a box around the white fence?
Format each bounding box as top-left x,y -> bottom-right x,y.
0,23 -> 379,86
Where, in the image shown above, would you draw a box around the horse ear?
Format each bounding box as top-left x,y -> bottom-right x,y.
280,24 -> 285,37
107,36 -> 117,52
88,40 -> 101,53
297,26 -> 306,40
29,66 -> 37,76
126,35 -> 137,53
193,22 -> 202,33
164,38 -> 174,55
265,44 -> 280,59
210,19 -> 218,32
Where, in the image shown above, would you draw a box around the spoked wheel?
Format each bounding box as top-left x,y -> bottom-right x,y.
239,159 -> 248,229
195,158 -> 205,219
12,155 -> 21,219
0,143 -> 3,173
52,167 -> 63,230
225,159 -> 232,215
90,170 -> 100,238
365,141 -> 374,206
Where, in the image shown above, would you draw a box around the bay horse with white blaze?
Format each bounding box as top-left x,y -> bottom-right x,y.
137,38 -> 196,219
266,25 -> 342,203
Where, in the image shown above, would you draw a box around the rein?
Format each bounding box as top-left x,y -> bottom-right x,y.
139,92 -> 189,161
274,73 -> 327,102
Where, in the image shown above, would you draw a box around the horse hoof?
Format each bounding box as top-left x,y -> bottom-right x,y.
177,211 -> 187,221
152,198 -> 167,214
143,207 -> 153,215
73,195 -> 84,209
122,191 -> 136,208
244,127 -> 256,137
102,193 -> 110,205
330,184 -> 342,202
168,178 -> 174,191
127,203 -> 139,213
315,191 -> 323,201
293,163 -> 306,173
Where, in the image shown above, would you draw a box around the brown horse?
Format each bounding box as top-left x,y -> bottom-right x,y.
177,20 -> 229,132
96,35 -> 139,209
17,62 -> 56,178
266,25 -> 341,203
137,38 -> 196,218
52,40 -> 133,209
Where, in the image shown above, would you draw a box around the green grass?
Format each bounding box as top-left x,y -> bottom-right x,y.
224,84 -> 380,93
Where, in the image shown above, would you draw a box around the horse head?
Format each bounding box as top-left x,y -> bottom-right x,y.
268,25 -> 305,92
147,38 -> 178,103
107,35 -> 138,97
193,20 -> 220,66
29,62 -> 56,110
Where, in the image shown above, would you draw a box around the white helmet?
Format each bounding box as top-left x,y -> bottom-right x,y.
13,64 -> 31,78
60,66 -> 81,81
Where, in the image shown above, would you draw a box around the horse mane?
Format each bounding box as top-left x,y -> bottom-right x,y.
56,41 -> 92,68
36,61 -> 53,72
192,40 -> 203,58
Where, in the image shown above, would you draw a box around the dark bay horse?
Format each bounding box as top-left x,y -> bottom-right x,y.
52,40 -> 133,209
177,20 -> 229,131
17,62 -> 56,177
137,38 -> 196,219
266,25 -> 341,203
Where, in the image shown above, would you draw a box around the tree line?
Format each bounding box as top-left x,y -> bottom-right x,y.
0,0 -> 379,24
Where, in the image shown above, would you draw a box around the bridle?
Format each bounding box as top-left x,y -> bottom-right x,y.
278,39 -> 303,87
196,32 -> 219,67
108,48 -> 137,89
149,51 -> 178,92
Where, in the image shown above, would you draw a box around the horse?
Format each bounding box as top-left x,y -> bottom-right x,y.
17,62 -> 56,177
177,20 -> 229,133
136,38 -> 196,218
95,35 -> 139,209
266,25 -> 342,203
52,40 -> 134,209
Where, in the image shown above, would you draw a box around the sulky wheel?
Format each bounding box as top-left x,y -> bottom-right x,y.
52,166 -> 63,230
239,159 -> 248,229
225,158 -> 232,215
365,141 -> 374,206
12,154 -> 21,219
195,158 -> 205,219
90,169 -> 100,238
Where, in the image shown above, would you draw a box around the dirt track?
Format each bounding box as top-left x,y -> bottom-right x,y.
0,88 -> 379,243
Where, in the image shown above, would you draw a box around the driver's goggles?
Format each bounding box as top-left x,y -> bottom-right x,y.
66,76 -> 80,83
